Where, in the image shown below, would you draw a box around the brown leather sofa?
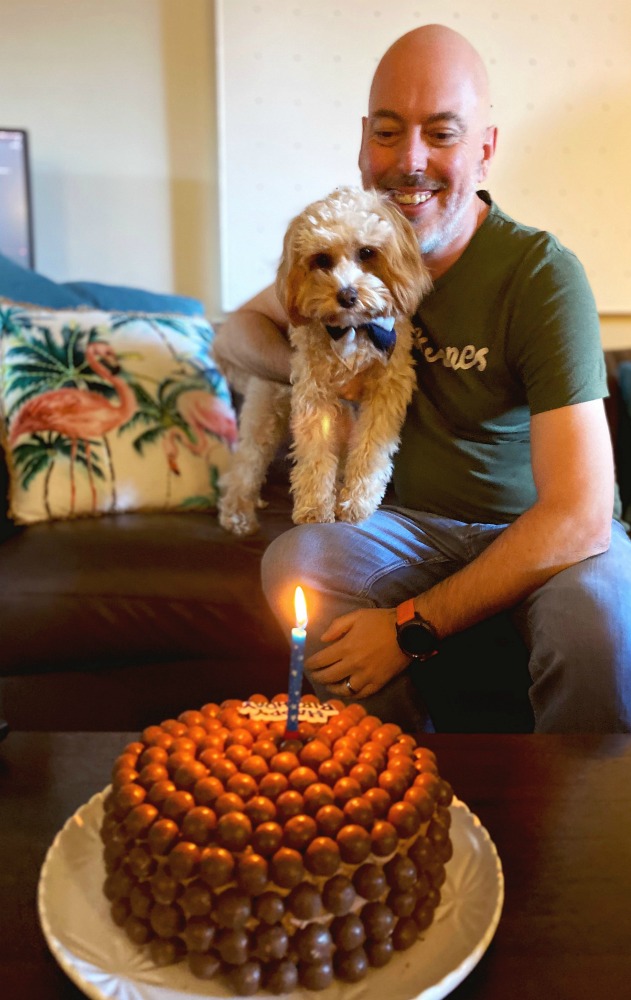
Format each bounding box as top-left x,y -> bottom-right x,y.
1,349 -> 630,733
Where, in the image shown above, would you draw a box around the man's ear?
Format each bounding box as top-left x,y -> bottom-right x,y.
478,125 -> 498,182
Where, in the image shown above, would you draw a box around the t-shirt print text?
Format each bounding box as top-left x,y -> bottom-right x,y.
412,328 -> 489,372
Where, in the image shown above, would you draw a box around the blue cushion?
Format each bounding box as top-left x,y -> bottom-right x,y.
62,280 -> 205,317
0,253 -> 84,308
0,253 -> 204,316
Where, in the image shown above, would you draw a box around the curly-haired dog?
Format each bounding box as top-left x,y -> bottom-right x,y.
218,186 -> 432,536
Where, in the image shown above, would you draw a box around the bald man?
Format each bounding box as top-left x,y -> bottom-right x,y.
215,25 -> 631,733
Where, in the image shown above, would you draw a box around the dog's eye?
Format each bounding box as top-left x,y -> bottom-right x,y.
358,246 -> 376,262
310,252 -> 334,271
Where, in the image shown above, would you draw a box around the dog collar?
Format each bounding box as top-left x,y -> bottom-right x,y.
325,316 -> 396,356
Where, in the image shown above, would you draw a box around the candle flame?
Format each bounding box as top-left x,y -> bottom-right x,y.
294,586 -> 308,629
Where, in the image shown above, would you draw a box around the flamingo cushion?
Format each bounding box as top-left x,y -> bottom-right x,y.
0,301 -> 237,523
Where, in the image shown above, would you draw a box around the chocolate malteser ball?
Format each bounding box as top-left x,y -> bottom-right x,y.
138,763 -> 169,789
147,817 -> 179,857
253,923 -> 289,961
200,845 -> 235,887
216,927 -> 250,965
437,780 -> 454,807
353,863 -> 387,901
150,869 -> 180,905
333,946 -> 369,983
162,790 -> 194,823
315,804 -> 345,838
299,740 -> 331,769
427,818 -> 450,850
322,874 -> 356,915
370,819 -> 399,857
236,852 -> 269,895
386,888 -> 417,917
180,880 -> 213,917
330,913 -> 366,952
332,777 -> 362,807
403,785 -> 435,821
365,937 -> 394,967
378,770 -> 408,799
317,758 -> 345,785
243,795 -> 276,826
288,766 -> 318,793
348,763 -> 378,791
129,884 -> 153,920
240,754 -> 269,779
184,915 -> 216,952
147,779 -> 177,808
388,801 -> 421,839
149,902 -> 185,939
227,772 -> 258,801
252,739 -> 280,763
384,855 -> 418,892
412,900 -> 436,931
337,824 -> 371,864
168,841 -> 201,881
286,882 -> 323,920
298,959 -> 334,991
110,898 -> 130,927
283,813 -> 317,851
361,900 -> 396,941
188,950 -> 221,979
270,847 -> 305,888
392,915 -> 419,950
407,834 -> 436,870
125,802 -> 159,838
258,771 -> 289,800
343,796 -> 375,831
149,936 -> 182,967
254,890 -> 285,925
215,887 -> 252,929
303,782 -> 335,815
174,760 -> 208,791
294,924 -> 334,963
230,959 -> 262,996
413,772 -> 440,797
364,786 -> 391,818
103,868 -> 134,902
270,750 -> 300,775
127,845 -> 156,879
304,836 -> 340,877
265,958 -> 299,995
216,810 -> 252,852
215,791 -> 246,816
275,790 -> 305,823
181,806 -> 217,846
251,821 -> 283,858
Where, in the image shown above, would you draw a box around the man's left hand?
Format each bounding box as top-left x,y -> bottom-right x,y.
305,607 -> 409,698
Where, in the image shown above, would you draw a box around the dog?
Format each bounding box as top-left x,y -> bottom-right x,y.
218,185 -> 432,536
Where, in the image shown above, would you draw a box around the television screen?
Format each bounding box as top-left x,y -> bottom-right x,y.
0,128 -> 35,269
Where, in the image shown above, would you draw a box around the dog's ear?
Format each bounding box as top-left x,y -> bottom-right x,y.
276,217 -> 310,327
380,199 -> 433,317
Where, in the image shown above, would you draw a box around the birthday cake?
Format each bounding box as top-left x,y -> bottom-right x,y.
100,694 -> 453,994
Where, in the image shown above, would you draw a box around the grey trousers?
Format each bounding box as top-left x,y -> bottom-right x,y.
261,507 -> 631,733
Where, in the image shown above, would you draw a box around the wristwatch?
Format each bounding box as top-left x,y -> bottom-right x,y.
395,599 -> 439,661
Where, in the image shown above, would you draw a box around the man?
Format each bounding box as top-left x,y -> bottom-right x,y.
215,24 -> 631,733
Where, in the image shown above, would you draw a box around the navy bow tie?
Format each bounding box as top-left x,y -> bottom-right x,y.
325,316 -> 396,356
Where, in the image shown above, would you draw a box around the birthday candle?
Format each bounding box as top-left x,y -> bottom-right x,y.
285,586 -> 308,736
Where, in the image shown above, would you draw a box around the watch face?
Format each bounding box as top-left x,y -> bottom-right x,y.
397,621 -> 438,657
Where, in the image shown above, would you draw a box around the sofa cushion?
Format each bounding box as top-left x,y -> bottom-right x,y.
0,302 -> 237,524
0,252 -> 204,316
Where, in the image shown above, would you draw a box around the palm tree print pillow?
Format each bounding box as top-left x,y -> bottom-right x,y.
0,303 -> 237,524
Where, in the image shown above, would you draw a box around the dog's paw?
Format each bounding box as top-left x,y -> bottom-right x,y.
218,498 -> 260,536
292,505 -> 336,525
336,491 -> 378,523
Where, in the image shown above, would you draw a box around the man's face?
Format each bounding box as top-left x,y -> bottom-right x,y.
359,57 -> 494,259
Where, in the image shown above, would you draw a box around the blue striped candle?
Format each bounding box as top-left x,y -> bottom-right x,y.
285,586 -> 308,737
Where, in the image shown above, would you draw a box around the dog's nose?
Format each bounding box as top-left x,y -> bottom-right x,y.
337,287 -> 358,309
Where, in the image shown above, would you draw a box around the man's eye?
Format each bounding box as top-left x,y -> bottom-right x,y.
310,252 -> 334,270
431,131 -> 458,144
358,246 -> 376,262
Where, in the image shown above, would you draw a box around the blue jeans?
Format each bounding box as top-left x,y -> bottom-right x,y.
261,507 -> 631,733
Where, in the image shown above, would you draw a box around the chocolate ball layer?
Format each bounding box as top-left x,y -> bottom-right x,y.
101,695 -> 453,994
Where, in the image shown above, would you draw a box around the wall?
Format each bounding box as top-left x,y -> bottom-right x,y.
0,0 -> 217,310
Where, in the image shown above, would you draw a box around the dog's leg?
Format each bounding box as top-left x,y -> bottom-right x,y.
336,359 -> 416,523
218,379 -> 290,535
290,386 -> 342,524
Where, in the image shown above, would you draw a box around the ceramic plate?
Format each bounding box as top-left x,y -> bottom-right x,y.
38,791 -> 503,1000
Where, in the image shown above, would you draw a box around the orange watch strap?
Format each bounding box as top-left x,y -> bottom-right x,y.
396,598 -> 417,627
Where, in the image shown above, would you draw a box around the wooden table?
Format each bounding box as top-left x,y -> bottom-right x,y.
2,732 -> 630,999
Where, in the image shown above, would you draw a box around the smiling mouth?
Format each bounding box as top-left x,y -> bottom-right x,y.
390,191 -> 433,206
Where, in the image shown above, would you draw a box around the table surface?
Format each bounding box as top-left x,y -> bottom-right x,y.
2,731 -> 631,1000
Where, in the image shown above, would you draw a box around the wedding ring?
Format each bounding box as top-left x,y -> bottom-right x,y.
345,678 -> 357,696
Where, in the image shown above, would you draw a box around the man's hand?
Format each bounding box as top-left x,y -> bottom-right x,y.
305,607 -> 410,698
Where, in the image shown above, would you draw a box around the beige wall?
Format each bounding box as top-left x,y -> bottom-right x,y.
1,0 -> 629,347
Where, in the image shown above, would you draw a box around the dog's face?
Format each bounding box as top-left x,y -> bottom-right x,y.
276,186 -> 432,328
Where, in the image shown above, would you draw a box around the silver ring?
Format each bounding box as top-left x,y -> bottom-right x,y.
345,677 -> 357,696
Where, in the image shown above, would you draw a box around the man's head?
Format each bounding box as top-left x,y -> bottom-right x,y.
359,24 -> 497,271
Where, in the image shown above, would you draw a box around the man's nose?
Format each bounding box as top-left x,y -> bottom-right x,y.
398,130 -> 429,174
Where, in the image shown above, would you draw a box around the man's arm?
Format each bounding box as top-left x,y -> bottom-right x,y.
306,397 -> 615,698
214,284 -> 292,384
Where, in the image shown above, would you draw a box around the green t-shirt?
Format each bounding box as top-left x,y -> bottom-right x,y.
392,191 -> 607,524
